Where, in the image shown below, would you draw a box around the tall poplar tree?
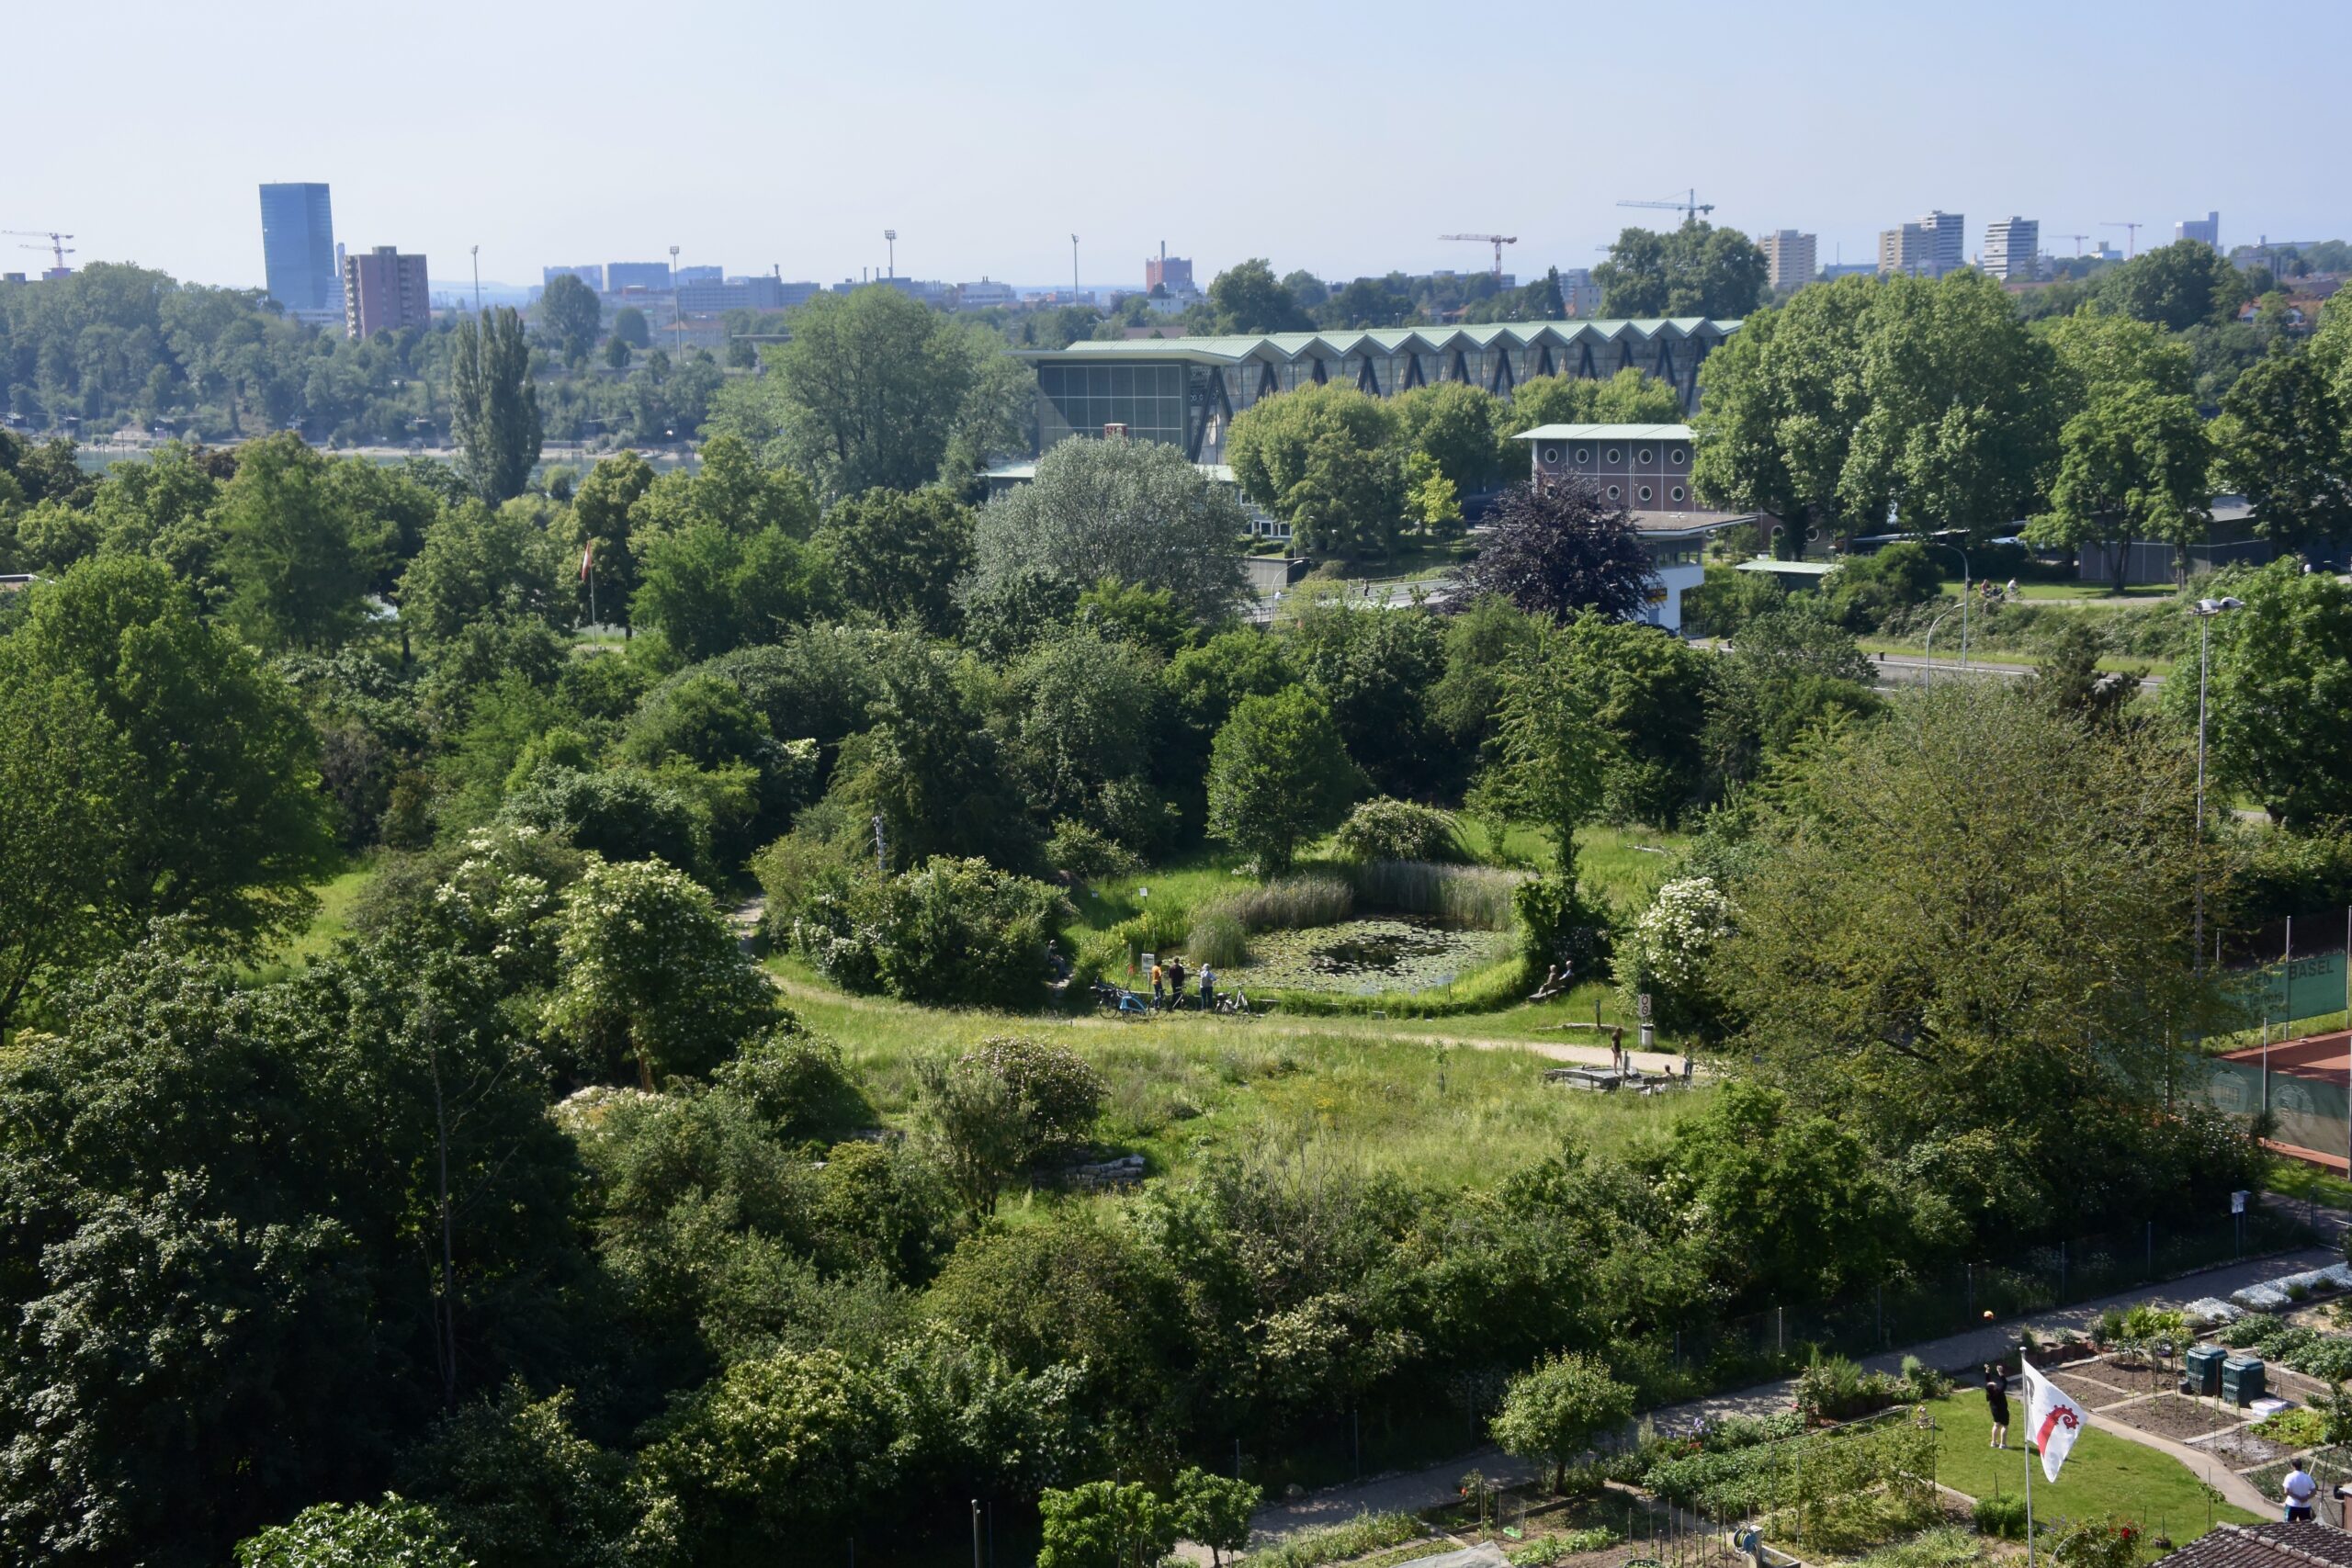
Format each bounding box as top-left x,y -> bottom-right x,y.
450,306 -> 544,504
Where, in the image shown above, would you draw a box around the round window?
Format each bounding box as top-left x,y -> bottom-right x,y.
1669,447 -> 1687,464
1670,486 -> 1686,502
1638,447 -> 1654,464
1574,446 -> 1590,463
1605,446 -> 1622,464
1541,446 -> 1562,464
1606,485 -> 1622,501
1637,485 -> 1654,502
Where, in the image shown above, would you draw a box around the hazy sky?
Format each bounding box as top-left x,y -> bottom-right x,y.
12,0 -> 2346,293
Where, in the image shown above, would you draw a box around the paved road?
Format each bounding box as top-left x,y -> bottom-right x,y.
1869,651 -> 2166,691
1206,1243 -> 2338,1554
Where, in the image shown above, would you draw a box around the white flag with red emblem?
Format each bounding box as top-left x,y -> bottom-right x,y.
2021,1359 -> 2086,1482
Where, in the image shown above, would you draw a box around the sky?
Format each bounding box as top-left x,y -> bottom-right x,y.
10,0 -> 2346,296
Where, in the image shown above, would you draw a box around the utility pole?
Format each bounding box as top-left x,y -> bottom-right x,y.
669,243 -> 682,360
469,244 -> 481,314
2190,596 -> 2245,977
1070,233 -> 1080,302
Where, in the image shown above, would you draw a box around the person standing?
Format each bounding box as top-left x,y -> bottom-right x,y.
1167,956 -> 1187,1010
1199,964 -> 1216,1010
1150,961 -> 1165,1010
2285,1457 -> 2319,1522
1984,1364 -> 2010,1450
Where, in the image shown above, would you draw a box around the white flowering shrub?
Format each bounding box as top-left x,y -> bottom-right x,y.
1613,875 -> 1734,1037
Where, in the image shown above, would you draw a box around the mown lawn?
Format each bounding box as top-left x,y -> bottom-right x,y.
1919,1393 -> 2261,1544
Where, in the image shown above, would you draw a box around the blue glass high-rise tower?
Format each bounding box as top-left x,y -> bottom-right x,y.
258,183 -> 337,311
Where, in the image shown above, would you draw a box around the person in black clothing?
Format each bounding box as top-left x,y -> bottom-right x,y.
1166,957 -> 1188,1010
1984,1364 -> 2010,1450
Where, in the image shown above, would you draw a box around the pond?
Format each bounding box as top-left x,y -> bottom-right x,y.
1226,917 -> 1513,995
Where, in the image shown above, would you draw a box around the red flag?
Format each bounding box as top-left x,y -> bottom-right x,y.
580,539 -> 594,583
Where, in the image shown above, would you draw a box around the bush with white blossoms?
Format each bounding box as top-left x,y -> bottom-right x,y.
1614,875 -> 1734,1038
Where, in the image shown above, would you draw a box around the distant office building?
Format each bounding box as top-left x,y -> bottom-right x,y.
2178,211 -> 2222,250
1145,247 -> 1193,293
677,265 -> 722,285
1759,231 -> 1817,293
258,182 -> 337,313
1983,217 -> 2040,281
1879,209 -> 1965,276
958,278 -> 1018,310
544,264 -> 604,291
677,276 -> 794,313
606,261 -> 674,292
342,245 -> 431,339
1556,266 -> 1602,316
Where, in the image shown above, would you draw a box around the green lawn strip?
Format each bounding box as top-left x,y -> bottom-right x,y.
246,857 -> 377,979
1918,1393 -> 2261,1543
1854,636 -> 2173,678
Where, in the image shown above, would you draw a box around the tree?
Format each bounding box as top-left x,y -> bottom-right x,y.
0,558 -> 335,985
629,434 -> 819,540
2211,348 -> 2352,550
0,669 -> 134,1039
563,450 -> 655,628
2157,558 -> 2352,828
1510,367 -> 1685,436
1172,1468 -> 1260,1568
1391,382 -> 1507,495
216,432 -> 389,650
1690,278 -> 1877,541
1844,270 -> 2058,541
917,1037 -> 1105,1218
536,274 -> 603,367
1592,220 -> 1768,319
750,286 -> 979,494
2105,239 -> 2249,332
1474,626 -> 1615,875
1204,688 -> 1360,874
612,305 -> 650,348
1224,383 -> 1404,557
631,517 -> 830,662
1037,1480 -> 1179,1568
1291,594 -> 1448,797
1453,479 -> 1657,620
635,1348 -> 894,1562
819,486 -> 975,635
544,855 -> 780,1089
1207,258 -> 1315,333
1720,683 -> 2223,1232
967,434 -> 1249,621
234,1496 -> 469,1568
831,637 -> 1037,868
1490,1351 -> 1635,1493
396,499 -> 565,645
2033,387 -> 2211,591
449,306 -> 544,504
602,333 -> 631,369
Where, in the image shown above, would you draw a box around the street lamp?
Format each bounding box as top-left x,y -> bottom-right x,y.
669,244 -> 682,360
885,230 -> 897,280
1921,539 -> 1972,670
2189,595 -> 2245,976
1921,603 -> 1963,685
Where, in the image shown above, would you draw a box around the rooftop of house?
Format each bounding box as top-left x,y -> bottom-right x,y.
2151,1521 -> 2352,1568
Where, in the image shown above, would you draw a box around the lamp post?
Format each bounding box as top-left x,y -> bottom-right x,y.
1921,604 -> 1962,685
2190,595 -> 2245,976
669,244 -> 682,360
1922,539 -> 1972,670
1070,233 -> 1080,303
469,245 -> 481,314
885,230 -> 897,280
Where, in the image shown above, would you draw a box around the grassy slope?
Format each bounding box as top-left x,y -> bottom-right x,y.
774,970 -> 1699,1191
1920,1393 -> 2261,1542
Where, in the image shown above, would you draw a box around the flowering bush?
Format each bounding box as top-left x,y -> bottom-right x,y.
1612,875 -> 1733,1037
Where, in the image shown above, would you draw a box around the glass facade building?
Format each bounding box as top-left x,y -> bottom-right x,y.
258,183 -> 336,311
1035,361 -> 1191,448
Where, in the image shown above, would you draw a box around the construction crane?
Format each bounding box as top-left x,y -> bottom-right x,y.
2058,233 -> 2091,257
3,229 -> 75,272
1618,189 -> 1714,222
2100,220 -> 2142,258
1439,233 -> 1517,281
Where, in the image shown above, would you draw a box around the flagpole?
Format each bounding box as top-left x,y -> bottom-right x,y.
2024,1359 -> 2036,1568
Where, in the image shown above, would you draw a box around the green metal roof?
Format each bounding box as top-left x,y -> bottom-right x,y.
1015,318 -> 1738,364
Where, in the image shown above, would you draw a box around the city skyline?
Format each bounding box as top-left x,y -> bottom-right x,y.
10,0 -> 2345,295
